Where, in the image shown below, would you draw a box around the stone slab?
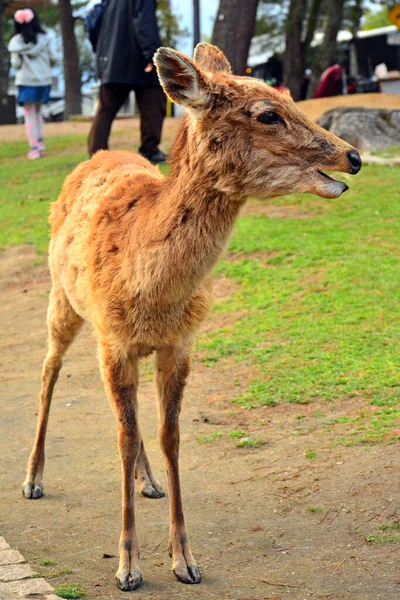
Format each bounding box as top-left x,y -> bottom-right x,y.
6,577 -> 53,597
0,540 -> 10,552
0,551 -> 25,567
0,564 -> 34,582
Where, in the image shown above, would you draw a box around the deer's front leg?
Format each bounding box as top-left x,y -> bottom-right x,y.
100,345 -> 142,591
156,344 -> 201,585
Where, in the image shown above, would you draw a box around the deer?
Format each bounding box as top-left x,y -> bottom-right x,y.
22,43 -> 362,591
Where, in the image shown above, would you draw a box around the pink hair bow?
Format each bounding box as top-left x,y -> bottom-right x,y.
14,8 -> 34,24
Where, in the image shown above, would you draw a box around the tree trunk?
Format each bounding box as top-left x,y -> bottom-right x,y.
301,0 -> 324,70
349,0 -> 363,77
59,0 -> 81,116
308,0 -> 346,98
211,0 -> 259,75
0,0 -> 10,96
282,0 -> 307,101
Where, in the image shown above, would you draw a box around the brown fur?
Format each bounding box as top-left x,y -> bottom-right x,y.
22,44 -> 361,591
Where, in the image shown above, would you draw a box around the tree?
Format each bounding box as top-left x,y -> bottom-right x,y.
0,0 -> 12,95
307,0 -> 346,98
282,0 -> 308,100
211,0 -> 260,75
301,0 -> 324,68
59,0 -> 81,116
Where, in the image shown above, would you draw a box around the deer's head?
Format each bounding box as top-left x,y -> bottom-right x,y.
154,44 -> 361,200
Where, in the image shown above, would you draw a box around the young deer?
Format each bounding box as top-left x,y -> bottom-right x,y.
22,44 -> 361,590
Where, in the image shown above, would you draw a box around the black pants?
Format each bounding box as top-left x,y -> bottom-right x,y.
88,83 -> 166,156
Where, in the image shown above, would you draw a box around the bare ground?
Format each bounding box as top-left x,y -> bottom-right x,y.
1,245 -> 400,600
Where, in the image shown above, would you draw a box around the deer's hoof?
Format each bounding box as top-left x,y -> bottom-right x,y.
173,563 -> 201,584
141,483 -> 165,499
22,483 -> 43,499
116,568 -> 142,591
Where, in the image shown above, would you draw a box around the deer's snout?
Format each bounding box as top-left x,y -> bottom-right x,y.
347,150 -> 362,175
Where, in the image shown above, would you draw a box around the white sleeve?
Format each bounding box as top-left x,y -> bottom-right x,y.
10,52 -> 22,70
48,34 -> 58,67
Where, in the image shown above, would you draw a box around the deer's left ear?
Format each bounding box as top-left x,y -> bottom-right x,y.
154,47 -> 211,112
194,43 -> 231,74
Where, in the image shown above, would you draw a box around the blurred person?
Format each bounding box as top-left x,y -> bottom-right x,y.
314,63 -> 346,99
88,0 -> 167,164
8,8 -> 57,160
300,68 -> 312,100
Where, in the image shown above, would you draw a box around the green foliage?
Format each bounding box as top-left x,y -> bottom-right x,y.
307,505 -> 325,512
157,0 -> 188,48
54,584 -> 85,599
255,0 -> 288,37
362,6 -> 391,30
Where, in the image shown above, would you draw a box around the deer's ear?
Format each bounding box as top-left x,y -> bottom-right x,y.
154,47 -> 211,111
194,43 -> 231,74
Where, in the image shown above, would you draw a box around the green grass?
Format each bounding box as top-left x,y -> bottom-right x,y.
365,533 -> 400,545
370,145 -> 400,158
196,432 -> 223,443
54,584 -> 85,599
235,436 -> 260,448
35,569 -> 73,579
40,559 -> 57,566
305,449 -> 318,460
2,135 -> 400,446
229,429 -> 247,438
307,505 -> 325,513
0,135 -> 87,251
378,523 -> 400,531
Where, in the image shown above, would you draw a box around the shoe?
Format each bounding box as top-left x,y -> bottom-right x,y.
37,141 -> 45,152
140,149 -> 168,164
27,149 -> 40,160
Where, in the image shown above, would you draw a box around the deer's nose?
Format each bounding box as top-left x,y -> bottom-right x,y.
347,150 -> 362,174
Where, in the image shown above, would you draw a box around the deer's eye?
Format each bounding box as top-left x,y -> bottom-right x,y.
258,111 -> 285,126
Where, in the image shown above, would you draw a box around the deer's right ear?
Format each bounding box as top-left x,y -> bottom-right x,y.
154,47 -> 211,112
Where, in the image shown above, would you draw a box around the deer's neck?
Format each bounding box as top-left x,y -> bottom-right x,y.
134,124 -> 246,304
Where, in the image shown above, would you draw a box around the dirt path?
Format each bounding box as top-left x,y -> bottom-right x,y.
1,246 -> 400,600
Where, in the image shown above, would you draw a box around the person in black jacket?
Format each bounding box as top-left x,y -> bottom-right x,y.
88,0 -> 167,163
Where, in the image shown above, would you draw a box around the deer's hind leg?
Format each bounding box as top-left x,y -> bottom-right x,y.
23,285 -> 83,499
135,440 -> 165,499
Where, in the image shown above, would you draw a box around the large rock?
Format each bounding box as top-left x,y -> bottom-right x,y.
317,107 -> 400,151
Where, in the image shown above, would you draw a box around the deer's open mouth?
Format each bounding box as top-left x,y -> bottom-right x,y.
314,170 -> 349,199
